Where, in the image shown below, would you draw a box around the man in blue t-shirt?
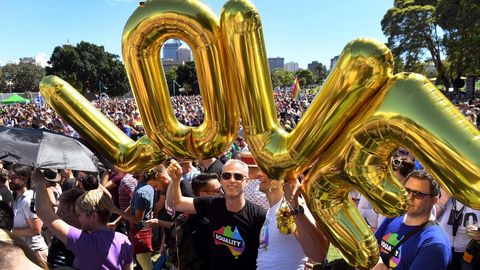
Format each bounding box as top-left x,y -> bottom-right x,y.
373,171 -> 452,270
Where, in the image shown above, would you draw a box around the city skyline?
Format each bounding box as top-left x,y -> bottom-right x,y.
0,1 -> 392,69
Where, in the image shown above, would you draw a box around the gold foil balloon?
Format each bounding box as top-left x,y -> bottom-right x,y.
302,72 -> 480,268
122,0 -> 239,158
221,0 -> 393,180
39,0 -> 480,268
220,0 -> 480,268
39,76 -> 167,172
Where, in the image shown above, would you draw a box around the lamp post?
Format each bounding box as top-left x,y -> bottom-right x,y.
172,80 -> 181,96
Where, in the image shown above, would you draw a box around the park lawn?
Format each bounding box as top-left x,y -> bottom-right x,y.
327,244 -> 342,261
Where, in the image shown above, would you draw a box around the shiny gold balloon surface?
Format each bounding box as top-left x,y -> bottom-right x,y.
122,0 -> 239,158
39,0 -> 480,268
221,1 -> 393,180
221,0 -> 480,268
39,76 -> 167,172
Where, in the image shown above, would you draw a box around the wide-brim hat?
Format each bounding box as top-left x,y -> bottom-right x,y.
239,151 -> 257,168
42,168 -> 61,182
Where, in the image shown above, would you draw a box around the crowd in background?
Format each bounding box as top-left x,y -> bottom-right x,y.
1,90 -> 478,139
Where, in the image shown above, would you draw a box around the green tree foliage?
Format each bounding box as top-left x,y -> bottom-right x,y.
382,0 -> 480,90
0,62 -> 45,93
296,69 -> 316,87
46,41 -> 130,96
315,63 -> 329,84
435,0 -> 480,77
381,0 -> 451,89
165,66 -> 178,95
175,61 -> 199,95
271,69 -> 295,88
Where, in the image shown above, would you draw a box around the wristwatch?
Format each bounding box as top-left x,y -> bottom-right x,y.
292,205 -> 304,216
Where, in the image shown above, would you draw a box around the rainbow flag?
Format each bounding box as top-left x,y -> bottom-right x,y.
291,77 -> 301,100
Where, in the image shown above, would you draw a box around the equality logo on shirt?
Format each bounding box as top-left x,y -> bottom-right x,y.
380,233 -> 402,268
258,219 -> 269,250
213,226 -> 245,258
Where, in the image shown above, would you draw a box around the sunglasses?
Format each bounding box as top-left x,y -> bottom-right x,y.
405,188 -> 434,200
221,172 -> 246,181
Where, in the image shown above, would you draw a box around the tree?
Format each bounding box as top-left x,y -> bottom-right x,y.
175,61 -> 199,95
46,41 -> 130,96
165,66 -> 178,96
271,69 -> 295,88
0,62 -> 45,93
381,0 -> 451,89
435,0 -> 480,78
296,69 -> 316,87
315,63 -> 329,84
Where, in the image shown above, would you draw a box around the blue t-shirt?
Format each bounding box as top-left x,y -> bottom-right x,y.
374,216 -> 452,270
130,182 -> 154,223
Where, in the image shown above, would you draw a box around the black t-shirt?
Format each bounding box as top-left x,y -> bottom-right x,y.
194,196 -> 266,270
0,186 -> 13,205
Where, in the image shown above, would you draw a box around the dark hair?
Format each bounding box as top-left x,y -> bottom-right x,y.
392,157 -> 415,178
11,164 -> 32,189
58,188 -> 85,206
0,202 -> 14,231
406,170 -> 440,196
0,174 -> 7,184
78,173 -> 99,191
191,173 -> 219,196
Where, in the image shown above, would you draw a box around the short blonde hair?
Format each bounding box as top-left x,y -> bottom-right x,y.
75,189 -> 113,223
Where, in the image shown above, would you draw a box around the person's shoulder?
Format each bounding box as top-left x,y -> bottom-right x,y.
245,199 -> 267,216
196,195 -> 223,205
113,231 -> 132,244
135,183 -> 154,195
422,222 -> 449,242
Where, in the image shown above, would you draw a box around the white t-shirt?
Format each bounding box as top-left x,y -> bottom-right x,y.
256,199 -> 312,270
358,195 -> 385,229
13,189 -> 48,251
439,198 -> 480,252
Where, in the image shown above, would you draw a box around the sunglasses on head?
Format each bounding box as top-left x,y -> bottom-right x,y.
221,172 -> 246,181
405,188 -> 434,200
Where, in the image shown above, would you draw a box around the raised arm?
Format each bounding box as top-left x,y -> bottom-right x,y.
285,180 -> 329,263
165,160 -> 196,214
31,169 -> 70,244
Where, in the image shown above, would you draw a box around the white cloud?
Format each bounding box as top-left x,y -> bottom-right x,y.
35,52 -> 50,67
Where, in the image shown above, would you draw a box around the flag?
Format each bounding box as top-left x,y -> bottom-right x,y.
291,77 -> 300,100
34,93 -> 45,105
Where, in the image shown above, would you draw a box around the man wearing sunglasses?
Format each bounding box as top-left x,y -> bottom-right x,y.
166,159 -> 266,270
373,171 -> 452,270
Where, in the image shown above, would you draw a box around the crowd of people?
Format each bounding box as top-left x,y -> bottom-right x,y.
0,91 -> 319,139
0,89 -> 480,270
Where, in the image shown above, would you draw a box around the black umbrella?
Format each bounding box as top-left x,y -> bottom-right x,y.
0,126 -> 98,172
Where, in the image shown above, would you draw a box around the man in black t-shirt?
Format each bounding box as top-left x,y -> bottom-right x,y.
166,159 -> 266,270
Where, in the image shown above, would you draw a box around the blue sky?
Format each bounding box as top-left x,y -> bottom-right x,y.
0,0 -> 392,69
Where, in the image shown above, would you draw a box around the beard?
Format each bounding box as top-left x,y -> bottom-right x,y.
9,182 -> 25,191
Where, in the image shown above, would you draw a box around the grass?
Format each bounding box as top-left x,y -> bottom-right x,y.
327,244 -> 343,261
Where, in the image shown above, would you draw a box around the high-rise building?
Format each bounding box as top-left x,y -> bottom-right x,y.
284,61 -> 299,72
330,55 -> 339,71
177,44 -> 192,63
308,61 -> 320,73
268,57 -> 284,71
163,39 -> 181,62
